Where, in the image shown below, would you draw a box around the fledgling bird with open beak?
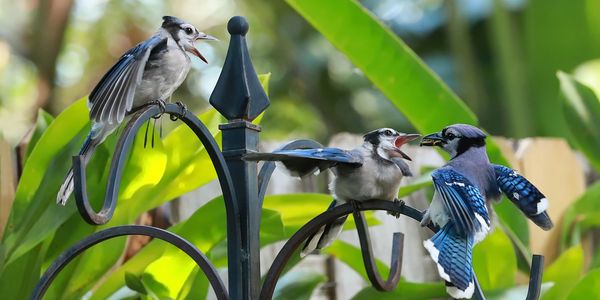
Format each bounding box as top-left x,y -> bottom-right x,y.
244,128 -> 420,256
419,124 -> 553,299
56,16 -> 216,205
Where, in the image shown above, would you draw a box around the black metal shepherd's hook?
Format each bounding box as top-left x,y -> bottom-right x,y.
30,225 -> 229,300
71,104 -> 239,227
258,188 -> 545,300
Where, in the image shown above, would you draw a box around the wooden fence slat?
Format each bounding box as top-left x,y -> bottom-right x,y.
0,137 -> 16,236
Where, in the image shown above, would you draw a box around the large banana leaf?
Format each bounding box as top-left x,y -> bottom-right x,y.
558,70 -> 600,172
541,245 -> 584,300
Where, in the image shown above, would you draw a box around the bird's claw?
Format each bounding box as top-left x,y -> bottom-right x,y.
170,101 -> 187,121
386,199 -> 404,219
152,99 -> 167,119
420,210 -> 431,227
349,200 -> 361,211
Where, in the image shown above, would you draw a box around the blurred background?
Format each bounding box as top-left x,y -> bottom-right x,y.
2,0 -> 600,299
2,0 -> 599,144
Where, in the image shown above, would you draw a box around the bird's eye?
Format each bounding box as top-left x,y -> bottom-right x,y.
446,132 -> 456,139
184,27 -> 193,34
384,130 -> 393,136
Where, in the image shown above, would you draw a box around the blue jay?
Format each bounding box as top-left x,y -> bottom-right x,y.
419,124 -> 553,299
57,16 -> 216,205
244,128 -> 420,256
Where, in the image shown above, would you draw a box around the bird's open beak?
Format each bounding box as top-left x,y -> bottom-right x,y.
189,34 -> 218,64
392,133 -> 420,161
420,132 -> 446,147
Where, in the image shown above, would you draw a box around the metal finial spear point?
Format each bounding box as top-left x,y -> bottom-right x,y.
228,16 -> 249,36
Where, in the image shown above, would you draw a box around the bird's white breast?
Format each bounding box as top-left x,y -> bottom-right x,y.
331,154 -> 403,202
134,38 -> 191,106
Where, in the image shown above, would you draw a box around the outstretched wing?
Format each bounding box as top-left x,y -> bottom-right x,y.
431,168 -> 490,239
88,35 -> 167,125
244,148 -> 363,177
493,165 -> 553,230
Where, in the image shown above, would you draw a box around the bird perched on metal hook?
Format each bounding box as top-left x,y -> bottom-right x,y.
56,16 -> 216,205
244,128 -> 420,256
419,124 -> 553,299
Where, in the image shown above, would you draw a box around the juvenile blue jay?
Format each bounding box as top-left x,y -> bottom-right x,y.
57,16 -> 216,205
419,124 -> 553,299
244,128 -> 420,256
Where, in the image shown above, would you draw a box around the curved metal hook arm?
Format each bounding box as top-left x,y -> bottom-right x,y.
30,225 -> 228,300
257,139 -> 324,204
72,104 -> 240,229
259,200 -> 544,300
352,206 -> 403,291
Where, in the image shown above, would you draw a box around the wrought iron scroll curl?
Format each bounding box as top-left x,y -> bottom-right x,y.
60,104 -> 242,299
71,103 -> 240,227
30,225 -> 228,300
257,140 -> 544,300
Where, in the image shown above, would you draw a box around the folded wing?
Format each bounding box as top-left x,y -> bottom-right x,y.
244,147 -> 363,177
431,168 -> 490,240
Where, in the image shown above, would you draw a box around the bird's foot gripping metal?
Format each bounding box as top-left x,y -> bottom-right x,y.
386,198 -> 404,219
151,99 -> 168,119
170,101 -> 188,121
349,200 -> 362,211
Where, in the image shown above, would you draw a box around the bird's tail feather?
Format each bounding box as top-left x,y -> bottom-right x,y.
529,211 -> 553,231
56,134 -> 97,205
301,200 -> 346,257
423,223 -> 475,299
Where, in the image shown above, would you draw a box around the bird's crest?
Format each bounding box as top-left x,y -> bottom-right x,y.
162,16 -> 185,28
444,124 -> 486,139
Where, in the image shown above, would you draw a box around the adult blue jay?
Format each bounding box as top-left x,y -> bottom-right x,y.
244,128 -> 420,256
419,124 -> 553,299
57,16 -> 216,205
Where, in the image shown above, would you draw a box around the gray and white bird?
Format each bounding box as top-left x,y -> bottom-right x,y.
57,16 -> 216,205
244,128 -> 420,256
419,124 -> 553,299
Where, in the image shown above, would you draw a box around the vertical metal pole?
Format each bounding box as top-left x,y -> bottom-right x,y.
209,16 -> 270,300
221,122 -> 261,299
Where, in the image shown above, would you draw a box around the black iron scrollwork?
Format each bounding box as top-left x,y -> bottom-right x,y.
258,199 -> 544,300
33,15 -> 544,300
31,225 -> 228,300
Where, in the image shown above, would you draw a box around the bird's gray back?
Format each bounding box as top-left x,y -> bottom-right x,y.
331,146 -> 403,202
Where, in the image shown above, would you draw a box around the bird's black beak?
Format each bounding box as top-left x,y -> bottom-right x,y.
420,132 -> 446,147
392,133 -> 420,161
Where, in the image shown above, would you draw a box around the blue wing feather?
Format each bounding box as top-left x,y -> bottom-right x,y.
493,164 -> 553,230
432,168 -> 490,237
89,35 -> 166,125
243,147 -> 363,177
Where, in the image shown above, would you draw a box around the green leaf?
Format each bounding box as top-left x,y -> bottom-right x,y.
566,268 -> 600,300
286,0 -> 475,133
323,240 -> 446,299
560,182 -> 600,250
273,271 -> 326,300
557,71 -> 600,172
125,272 -> 147,295
398,171 -> 432,198
25,109 -> 55,160
541,245 -> 583,300
486,282 -> 554,300
473,228 -> 517,291
352,282 -> 446,300
323,240 -> 388,282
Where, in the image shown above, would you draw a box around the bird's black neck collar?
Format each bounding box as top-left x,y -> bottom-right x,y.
454,137 -> 486,158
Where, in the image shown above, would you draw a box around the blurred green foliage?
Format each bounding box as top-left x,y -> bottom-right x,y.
1,0 -> 600,299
